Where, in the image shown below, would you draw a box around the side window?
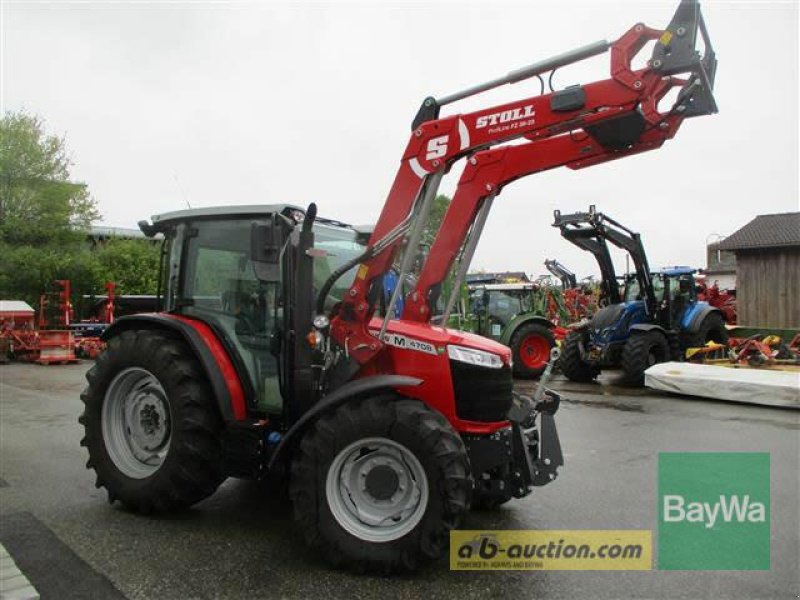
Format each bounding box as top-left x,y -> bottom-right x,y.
180,219 -> 282,414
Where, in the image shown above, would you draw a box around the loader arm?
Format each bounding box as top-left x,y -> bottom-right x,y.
403,111 -> 686,323
552,213 -> 621,305
326,0 -> 716,366
554,206 -> 658,317
545,260 -> 577,289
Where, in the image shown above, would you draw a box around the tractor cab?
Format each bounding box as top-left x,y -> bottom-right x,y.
146,204 -> 366,415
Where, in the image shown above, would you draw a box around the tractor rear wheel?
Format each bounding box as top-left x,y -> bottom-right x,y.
290,394 -> 471,573
560,331 -> 599,382
685,312 -> 729,349
510,323 -> 556,379
621,331 -> 669,386
79,329 -> 224,513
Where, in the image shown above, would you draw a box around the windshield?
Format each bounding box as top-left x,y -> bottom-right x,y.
623,274 -> 665,303
313,223 -> 365,311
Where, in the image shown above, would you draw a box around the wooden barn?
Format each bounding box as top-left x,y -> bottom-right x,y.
718,212 -> 800,328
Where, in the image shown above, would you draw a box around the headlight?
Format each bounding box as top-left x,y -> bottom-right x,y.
447,345 -> 503,369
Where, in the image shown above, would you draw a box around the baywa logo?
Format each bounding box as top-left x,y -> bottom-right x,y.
658,453 -> 770,570
663,493 -> 766,529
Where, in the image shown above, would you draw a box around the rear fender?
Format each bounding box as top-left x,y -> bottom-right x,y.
683,302 -> 723,333
500,315 -> 555,346
267,375 -> 422,470
629,323 -> 667,337
102,314 -> 247,422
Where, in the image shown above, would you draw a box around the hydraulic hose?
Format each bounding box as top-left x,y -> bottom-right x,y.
315,246 -> 375,315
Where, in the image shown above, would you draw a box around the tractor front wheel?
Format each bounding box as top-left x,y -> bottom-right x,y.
621,331 -> 669,386
560,331 -> 599,382
510,323 -> 556,379
290,394 -> 471,573
79,329 -> 224,513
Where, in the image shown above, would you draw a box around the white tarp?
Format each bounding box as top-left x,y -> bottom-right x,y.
0,300 -> 35,314
645,362 -> 800,409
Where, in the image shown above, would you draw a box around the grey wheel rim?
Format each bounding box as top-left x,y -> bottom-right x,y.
325,437 -> 429,543
102,367 -> 171,479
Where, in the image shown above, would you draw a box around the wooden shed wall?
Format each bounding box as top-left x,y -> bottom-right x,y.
735,248 -> 800,328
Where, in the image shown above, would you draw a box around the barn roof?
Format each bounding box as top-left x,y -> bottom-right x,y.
718,212 -> 800,251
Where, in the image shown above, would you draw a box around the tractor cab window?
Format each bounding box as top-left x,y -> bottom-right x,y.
312,224 -> 365,312
665,273 -> 696,325
623,275 -> 665,303
623,276 -> 641,302
486,291 -> 523,327
179,218 -> 282,414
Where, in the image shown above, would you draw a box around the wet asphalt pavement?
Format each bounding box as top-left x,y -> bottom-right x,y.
0,362 -> 798,599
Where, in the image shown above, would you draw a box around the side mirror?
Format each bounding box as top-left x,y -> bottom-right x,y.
251,217 -> 287,282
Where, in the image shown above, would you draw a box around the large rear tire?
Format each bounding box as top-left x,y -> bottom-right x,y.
684,312 -> 729,350
510,323 -> 556,379
621,331 -> 669,386
290,394 -> 471,573
79,329 -> 224,513
560,331 -> 599,382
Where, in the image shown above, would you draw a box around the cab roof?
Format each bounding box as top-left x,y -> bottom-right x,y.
472,283 -> 536,291
150,204 -> 303,227
142,204 -> 360,236
654,266 -> 697,276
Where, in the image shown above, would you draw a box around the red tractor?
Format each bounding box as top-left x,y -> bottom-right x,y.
80,1 -> 717,572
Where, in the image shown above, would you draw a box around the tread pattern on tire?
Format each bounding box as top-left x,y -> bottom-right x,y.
79,329 -> 224,513
620,330 -> 669,386
289,394 -> 471,573
560,331 -> 598,382
683,312 -> 729,350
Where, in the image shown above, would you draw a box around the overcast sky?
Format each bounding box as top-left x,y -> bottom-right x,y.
2,0 -> 798,280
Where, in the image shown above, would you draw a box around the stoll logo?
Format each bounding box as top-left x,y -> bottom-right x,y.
658,453 -> 770,570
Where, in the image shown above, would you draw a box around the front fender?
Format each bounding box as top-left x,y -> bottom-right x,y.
267,375 -> 422,470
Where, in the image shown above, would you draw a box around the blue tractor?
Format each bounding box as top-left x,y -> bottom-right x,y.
553,206 -> 728,385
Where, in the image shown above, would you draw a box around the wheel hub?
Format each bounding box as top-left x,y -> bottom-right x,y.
102,367 -> 171,479
364,464 -> 400,501
326,437 -> 429,543
520,334 -> 549,369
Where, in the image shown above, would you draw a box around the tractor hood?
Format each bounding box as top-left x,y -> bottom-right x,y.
369,318 -> 512,366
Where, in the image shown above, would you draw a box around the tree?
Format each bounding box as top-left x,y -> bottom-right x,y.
0,111 -> 99,245
420,194 -> 451,249
0,112 -> 162,315
95,239 -> 161,296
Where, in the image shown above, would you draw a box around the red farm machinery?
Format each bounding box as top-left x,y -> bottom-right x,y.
79,1 -> 717,572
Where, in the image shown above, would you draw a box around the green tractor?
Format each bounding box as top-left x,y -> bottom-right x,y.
450,281 -> 570,379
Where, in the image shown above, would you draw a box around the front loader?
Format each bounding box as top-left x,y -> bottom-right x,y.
79,0 -> 717,572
